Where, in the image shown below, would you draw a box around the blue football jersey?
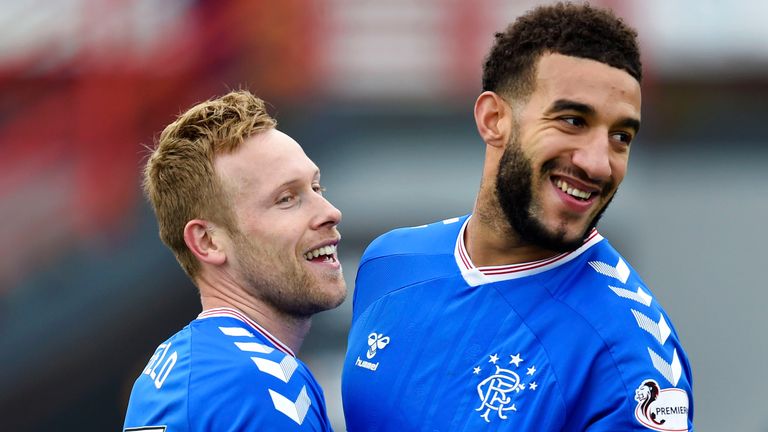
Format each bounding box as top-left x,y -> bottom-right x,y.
342,215 -> 694,431
124,307 -> 333,431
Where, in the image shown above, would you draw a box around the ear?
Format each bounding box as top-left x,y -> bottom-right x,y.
183,219 -> 227,266
474,91 -> 513,149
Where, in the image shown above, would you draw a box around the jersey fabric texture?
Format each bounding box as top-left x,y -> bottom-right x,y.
124,307 -> 333,432
342,215 -> 694,432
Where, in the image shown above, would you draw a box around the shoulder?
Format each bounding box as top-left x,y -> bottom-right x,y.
360,216 -> 468,265
123,325 -> 193,430
540,236 -> 694,429
352,216 -> 467,320
360,215 -> 468,265
187,316 -> 332,430
125,316 -> 333,431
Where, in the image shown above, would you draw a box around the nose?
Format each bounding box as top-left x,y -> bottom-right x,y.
312,194 -> 342,230
571,132 -> 613,183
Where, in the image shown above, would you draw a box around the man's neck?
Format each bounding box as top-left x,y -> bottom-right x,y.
466,207 -> 558,267
197,274 -> 311,354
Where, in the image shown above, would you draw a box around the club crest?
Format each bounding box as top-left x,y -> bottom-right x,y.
473,352 -> 539,423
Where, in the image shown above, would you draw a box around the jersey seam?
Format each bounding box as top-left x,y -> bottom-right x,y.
487,282 -> 570,424
358,251 -> 453,269
487,277 -> 635,426
353,271 -> 463,331
358,216 -> 467,269
540,282 -> 635,425
353,252 -> 458,314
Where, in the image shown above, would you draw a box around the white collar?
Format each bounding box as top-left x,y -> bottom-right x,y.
454,216 -> 603,287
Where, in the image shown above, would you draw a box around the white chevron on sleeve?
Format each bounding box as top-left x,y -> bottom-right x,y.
252,355 -> 299,383
648,347 -> 682,386
631,309 -> 671,345
609,285 -> 653,307
588,258 -> 630,283
269,386 -> 311,425
219,326 -> 254,337
234,341 -> 274,354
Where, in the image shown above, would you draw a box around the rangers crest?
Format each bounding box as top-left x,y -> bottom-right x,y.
473,352 -> 539,423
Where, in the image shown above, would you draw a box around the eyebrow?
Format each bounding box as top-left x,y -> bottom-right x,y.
547,99 -> 596,117
547,99 -> 641,134
273,168 -> 321,191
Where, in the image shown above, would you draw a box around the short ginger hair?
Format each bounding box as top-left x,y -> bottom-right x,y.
143,90 -> 277,278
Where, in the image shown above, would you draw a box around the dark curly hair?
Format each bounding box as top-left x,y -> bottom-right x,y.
482,2 -> 641,99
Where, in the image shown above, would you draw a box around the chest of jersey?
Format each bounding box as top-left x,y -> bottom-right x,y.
342,267 -> 693,432
343,275 -> 570,431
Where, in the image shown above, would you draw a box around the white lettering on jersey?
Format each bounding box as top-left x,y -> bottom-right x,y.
142,343 -> 178,389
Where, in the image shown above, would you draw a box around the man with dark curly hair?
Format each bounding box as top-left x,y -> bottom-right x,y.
342,3 -> 694,431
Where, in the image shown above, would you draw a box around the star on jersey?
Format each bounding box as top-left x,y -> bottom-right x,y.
472,351 -> 540,423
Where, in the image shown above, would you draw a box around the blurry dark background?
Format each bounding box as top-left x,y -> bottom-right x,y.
1,0 -> 766,430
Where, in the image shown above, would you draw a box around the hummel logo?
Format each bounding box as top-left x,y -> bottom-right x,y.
366,332 -> 390,359
355,331 -> 390,372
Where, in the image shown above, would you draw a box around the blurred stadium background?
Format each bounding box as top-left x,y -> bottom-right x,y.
1,0 -> 766,430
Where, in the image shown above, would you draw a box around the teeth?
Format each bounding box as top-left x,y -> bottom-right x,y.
304,244 -> 337,260
555,179 -> 592,200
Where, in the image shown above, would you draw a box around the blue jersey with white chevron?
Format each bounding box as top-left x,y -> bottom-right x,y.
342,215 -> 694,431
124,308 -> 332,432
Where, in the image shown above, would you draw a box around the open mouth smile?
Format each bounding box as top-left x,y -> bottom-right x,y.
303,243 -> 338,263
553,178 -> 596,201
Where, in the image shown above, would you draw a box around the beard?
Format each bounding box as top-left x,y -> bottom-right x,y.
495,136 -> 615,253
231,230 -> 346,319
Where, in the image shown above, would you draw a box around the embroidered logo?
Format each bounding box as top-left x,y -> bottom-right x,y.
366,332 -> 390,359
634,379 -> 689,431
473,352 -> 539,423
355,331 -> 390,372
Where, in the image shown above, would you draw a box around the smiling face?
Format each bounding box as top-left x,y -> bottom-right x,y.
214,129 -> 346,318
495,53 -> 641,251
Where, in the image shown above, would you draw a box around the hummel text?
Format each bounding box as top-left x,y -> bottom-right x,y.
355,356 -> 379,371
